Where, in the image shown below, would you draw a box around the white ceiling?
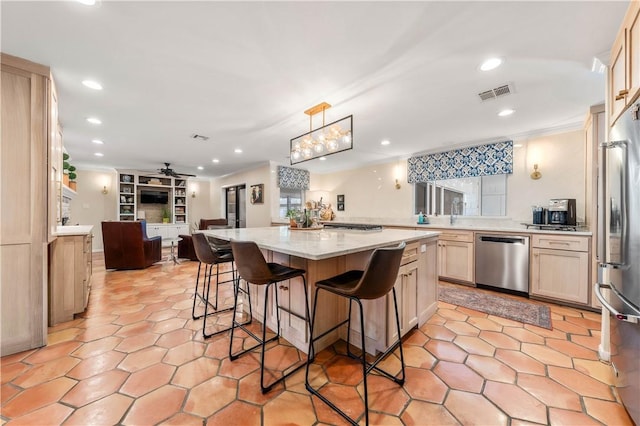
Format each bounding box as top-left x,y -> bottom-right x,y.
1,1 -> 628,178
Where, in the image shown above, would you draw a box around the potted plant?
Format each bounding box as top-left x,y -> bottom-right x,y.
62,153 -> 70,187
162,207 -> 171,224
68,165 -> 77,191
286,209 -> 300,228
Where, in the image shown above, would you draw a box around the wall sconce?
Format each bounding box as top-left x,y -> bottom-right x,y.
530,163 -> 542,180
191,190 -> 196,198
395,179 -> 401,190
101,175 -> 111,195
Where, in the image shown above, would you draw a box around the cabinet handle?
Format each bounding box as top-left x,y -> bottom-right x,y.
548,241 -> 571,245
278,285 -> 289,291
615,89 -> 629,101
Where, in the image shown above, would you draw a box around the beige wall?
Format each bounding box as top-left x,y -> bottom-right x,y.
70,171 -> 216,250
70,128 -> 586,251
69,169 -> 118,251
508,129 -> 585,222
311,160 -> 412,219
211,162 -> 274,228
311,129 -> 586,223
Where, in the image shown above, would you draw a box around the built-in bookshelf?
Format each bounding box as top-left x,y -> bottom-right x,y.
118,174 -> 136,221
173,179 -> 187,224
116,171 -> 189,223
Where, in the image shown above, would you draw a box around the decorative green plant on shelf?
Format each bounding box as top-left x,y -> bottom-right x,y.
162,207 -> 171,224
68,165 -> 77,182
63,152 -> 70,174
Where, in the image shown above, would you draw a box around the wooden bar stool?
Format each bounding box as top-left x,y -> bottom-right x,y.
229,240 -> 311,393
191,232 -> 247,339
305,242 -> 406,425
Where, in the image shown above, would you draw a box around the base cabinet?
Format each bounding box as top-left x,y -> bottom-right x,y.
244,236 -> 439,356
530,235 -> 590,305
48,233 -> 93,326
146,223 -> 189,242
437,230 -> 474,284
387,260 -> 418,344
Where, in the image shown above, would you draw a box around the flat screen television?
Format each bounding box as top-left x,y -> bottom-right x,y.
140,190 -> 169,204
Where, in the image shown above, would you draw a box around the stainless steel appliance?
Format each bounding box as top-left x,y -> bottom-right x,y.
547,198 -> 577,225
475,234 -> 529,295
594,102 -> 640,425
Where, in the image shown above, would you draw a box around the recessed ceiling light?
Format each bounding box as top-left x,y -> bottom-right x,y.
234,148 -> 242,154
498,109 -> 515,117
82,80 -> 102,90
319,156 -> 327,161
91,139 -> 103,144
381,140 -> 391,146
94,152 -> 104,157
480,57 -> 503,71
76,0 -> 96,5
197,166 -> 204,170
86,117 -> 102,124
514,143 -> 523,148
212,158 -> 220,163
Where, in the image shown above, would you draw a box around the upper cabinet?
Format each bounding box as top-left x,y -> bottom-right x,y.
609,1 -> 640,125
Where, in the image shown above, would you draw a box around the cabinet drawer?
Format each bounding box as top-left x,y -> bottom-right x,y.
532,235 -> 589,252
401,242 -> 419,265
437,230 -> 473,243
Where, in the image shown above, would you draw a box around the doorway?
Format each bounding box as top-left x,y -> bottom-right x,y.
225,185 -> 246,228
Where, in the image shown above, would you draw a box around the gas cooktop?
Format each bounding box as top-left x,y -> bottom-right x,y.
521,223 -> 579,231
322,222 -> 383,231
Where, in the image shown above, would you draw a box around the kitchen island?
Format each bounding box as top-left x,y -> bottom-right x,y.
201,226 -> 439,354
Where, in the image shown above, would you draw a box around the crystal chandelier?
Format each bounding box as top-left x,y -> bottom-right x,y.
290,102 -> 353,165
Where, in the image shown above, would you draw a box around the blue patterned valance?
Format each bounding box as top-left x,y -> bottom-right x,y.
408,140 -> 513,183
277,166 -> 310,190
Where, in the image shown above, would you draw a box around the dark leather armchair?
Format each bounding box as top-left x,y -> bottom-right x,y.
178,218 -> 230,261
101,220 -> 162,270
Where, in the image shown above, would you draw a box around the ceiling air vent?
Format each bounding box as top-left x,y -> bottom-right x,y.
190,134 -> 210,141
478,84 -> 513,101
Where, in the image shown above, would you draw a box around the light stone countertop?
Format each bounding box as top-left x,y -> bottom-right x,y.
201,226 -> 439,260
272,217 -> 592,236
55,225 -> 94,236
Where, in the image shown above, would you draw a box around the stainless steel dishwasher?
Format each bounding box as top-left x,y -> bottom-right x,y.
475,234 -> 529,295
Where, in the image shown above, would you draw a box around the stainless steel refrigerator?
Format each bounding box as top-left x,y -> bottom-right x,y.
595,102 -> 640,424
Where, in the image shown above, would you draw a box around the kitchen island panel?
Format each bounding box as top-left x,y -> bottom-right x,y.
202,228 -> 439,354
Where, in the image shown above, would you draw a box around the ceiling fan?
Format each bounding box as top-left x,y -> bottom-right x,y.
157,162 -> 196,178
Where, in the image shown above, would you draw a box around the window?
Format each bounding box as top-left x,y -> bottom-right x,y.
279,188 -> 304,217
414,175 -> 506,216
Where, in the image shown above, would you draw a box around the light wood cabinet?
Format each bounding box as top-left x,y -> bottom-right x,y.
48,232 -> 93,326
243,236 -> 439,355
48,81 -> 63,242
387,258 -> 418,344
584,105 -> 605,309
530,234 -> 590,305
436,230 -> 474,284
609,1 -> 640,125
1,54 -> 55,355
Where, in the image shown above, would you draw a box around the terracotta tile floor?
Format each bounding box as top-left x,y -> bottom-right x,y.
1,253 -> 635,425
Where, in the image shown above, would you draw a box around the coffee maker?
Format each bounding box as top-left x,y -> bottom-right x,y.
547,198 -> 577,226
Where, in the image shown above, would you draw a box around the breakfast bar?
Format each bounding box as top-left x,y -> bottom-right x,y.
201,226 -> 439,354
